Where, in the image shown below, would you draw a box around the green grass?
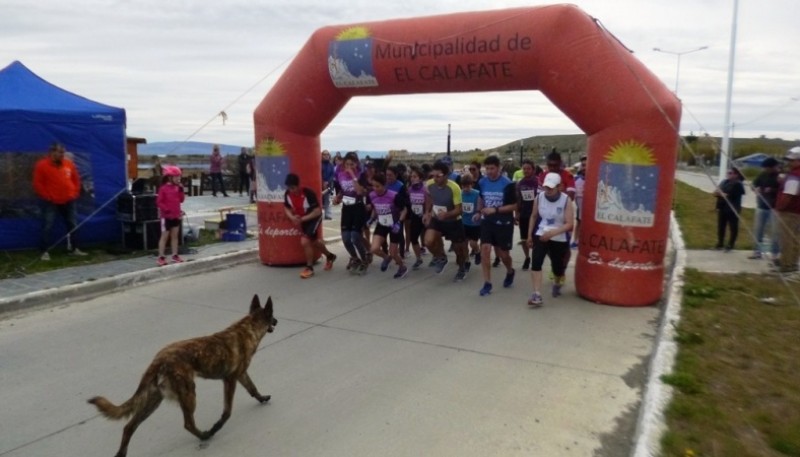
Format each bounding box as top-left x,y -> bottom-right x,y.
664,180 -> 800,456
0,228 -> 221,280
672,181 -> 756,250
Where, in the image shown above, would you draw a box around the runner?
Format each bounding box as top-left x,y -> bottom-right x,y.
333,152 -> 370,275
515,159 -> 539,270
475,155 -> 517,296
460,173 -> 481,272
423,160 -> 469,281
405,166 -> 427,270
283,173 -> 336,279
526,172 -> 574,307
366,172 -> 408,279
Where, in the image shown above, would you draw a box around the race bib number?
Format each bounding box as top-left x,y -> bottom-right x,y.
785,177 -> 800,196
412,204 -> 423,216
462,202 -> 474,213
521,190 -> 536,201
433,205 -> 448,216
378,213 -> 394,226
342,195 -> 356,205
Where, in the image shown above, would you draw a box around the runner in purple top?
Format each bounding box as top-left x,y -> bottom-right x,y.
333,152 -> 370,274
366,172 -> 408,278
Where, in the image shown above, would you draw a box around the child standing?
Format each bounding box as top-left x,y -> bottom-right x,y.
156,165 -> 185,266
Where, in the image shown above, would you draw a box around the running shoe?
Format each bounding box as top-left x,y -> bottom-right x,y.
464,261 -> 471,273
493,257 -> 501,268
324,253 -> 337,271
747,252 -> 762,260
552,283 -> 562,297
300,267 -> 314,279
503,268 -> 516,288
453,267 -> 467,282
70,248 -> 88,256
428,258 -> 438,268
521,257 -> 530,271
412,258 -> 424,270
393,265 -> 408,279
171,255 -> 184,263
528,292 -> 543,307
479,282 -> 493,296
366,253 -> 374,264
346,257 -> 357,270
357,261 -> 368,275
40,252 -> 51,261
474,252 -> 481,265
380,256 -> 392,272
157,256 -> 167,267
434,257 -> 449,274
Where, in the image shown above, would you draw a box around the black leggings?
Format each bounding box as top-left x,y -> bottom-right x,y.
530,237 -> 570,277
717,209 -> 739,248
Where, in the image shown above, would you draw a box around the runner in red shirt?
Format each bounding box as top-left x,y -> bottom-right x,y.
284,173 -> 336,278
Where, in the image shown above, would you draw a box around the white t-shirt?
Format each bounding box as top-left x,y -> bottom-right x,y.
535,193 -> 569,242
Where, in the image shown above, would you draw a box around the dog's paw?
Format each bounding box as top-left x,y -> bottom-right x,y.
257,395 -> 271,404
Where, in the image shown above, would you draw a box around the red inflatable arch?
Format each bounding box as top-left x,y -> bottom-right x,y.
253,4 -> 681,307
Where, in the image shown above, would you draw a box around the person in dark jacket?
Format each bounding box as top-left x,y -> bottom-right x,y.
237,147 -> 252,197
713,167 -> 745,251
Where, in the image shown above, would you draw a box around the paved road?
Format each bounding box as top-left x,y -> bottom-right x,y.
0,245 -> 658,457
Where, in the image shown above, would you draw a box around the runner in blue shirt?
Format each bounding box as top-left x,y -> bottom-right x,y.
474,155 -> 517,296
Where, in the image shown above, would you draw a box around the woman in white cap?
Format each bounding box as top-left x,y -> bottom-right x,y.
526,172 -> 574,307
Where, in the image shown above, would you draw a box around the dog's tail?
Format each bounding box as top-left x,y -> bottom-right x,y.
88,364 -> 160,420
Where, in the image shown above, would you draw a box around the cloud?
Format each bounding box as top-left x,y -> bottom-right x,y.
2,0 -> 799,152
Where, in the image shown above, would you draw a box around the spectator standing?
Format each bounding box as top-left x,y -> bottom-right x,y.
775,148 -> 800,273
748,157 -> 781,260
32,142 -> 88,260
713,167 -> 745,251
321,150 -> 335,220
150,156 -> 163,192
237,147 -> 251,197
209,144 -> 228,197
156,166 -> 185,266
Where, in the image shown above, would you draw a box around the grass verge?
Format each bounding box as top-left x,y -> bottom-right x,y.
666,179 -> 799,456
0,228 -> 222,280
660,270 -> 800,457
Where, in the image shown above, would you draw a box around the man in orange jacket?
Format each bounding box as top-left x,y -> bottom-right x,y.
32,143 -> 88,260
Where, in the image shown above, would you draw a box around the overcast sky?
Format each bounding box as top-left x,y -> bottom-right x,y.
2,0 -> 798,152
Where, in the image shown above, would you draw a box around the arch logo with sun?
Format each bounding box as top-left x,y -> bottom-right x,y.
328,26 -> 378,88
595,139 -> 660,228
604,140 -> 656,165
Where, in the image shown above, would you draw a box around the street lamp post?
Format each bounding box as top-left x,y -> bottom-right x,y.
653,45 -> 709,95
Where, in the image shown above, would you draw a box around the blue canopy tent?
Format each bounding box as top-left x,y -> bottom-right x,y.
0,60 -> 127,250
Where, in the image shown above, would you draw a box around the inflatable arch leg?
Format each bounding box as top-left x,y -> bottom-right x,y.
254,4 -> 681,306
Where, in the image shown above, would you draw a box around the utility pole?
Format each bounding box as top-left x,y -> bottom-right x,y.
446,124 -> 451,157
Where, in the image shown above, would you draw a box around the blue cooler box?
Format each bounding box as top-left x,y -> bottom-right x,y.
225,213 -> 246,233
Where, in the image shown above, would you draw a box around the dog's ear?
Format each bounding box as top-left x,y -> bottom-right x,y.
264,296 -> 273,318
250,294 -> 261,314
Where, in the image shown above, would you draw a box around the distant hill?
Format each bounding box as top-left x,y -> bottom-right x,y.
139,141 -> 389,158
138,141 -> 245,156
